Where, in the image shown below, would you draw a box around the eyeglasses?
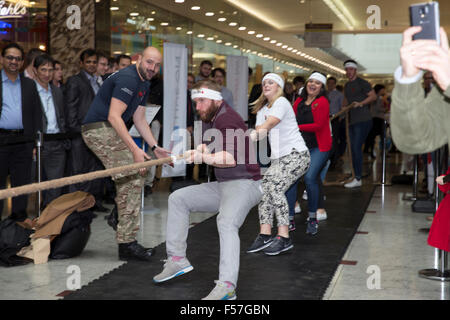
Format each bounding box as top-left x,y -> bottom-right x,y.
4,55 -> 22,62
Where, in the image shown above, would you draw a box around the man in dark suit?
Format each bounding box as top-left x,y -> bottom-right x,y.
33,54 -> 70,207
0,43 -> 42,221
65,49 -> 108,212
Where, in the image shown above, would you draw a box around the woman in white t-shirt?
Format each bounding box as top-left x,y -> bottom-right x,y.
246,73 -> 310,256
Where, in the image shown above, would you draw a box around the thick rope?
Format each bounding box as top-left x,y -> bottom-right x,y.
0,155 -> 187,201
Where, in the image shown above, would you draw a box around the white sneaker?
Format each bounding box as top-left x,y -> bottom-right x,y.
344,178 -> 362,188
316,211 -> 327,221
294,204 -> 301,213
202,281 -> 237,300
302,190 -> 308,200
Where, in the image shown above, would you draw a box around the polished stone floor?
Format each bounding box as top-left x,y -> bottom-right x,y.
1,151 -> 449,300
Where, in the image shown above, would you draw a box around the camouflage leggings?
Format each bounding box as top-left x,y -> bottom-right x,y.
259,149 -> 310,227
82,126 -> 145,243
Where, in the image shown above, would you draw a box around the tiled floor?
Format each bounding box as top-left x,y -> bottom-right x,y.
1,152 -> 449,300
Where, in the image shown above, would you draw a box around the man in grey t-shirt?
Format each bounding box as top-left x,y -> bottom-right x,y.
342,60 -> 377,188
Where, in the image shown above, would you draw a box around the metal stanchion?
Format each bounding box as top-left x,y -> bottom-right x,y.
418,147 -> 450,281
36,131 -> 42,217
403,155 -> 419,201
376,120 -> 392,186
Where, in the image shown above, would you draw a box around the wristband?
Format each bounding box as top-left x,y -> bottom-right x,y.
151,144 -> 158,151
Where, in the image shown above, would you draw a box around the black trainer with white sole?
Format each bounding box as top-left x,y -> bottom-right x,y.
247,234 -> 274,253
263,236 -> 293,256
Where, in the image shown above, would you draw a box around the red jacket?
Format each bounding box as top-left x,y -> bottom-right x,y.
428,167 -> 450,252
293,96 -> 332,152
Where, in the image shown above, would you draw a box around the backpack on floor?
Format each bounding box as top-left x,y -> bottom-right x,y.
0,218 -> 34,267
50,210 -> 95,259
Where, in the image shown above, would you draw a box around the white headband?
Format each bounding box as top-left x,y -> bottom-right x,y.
308,72 -> 327,86
191,88 -> 223,101
262,73 -> 284,90
344,62 -> 358,69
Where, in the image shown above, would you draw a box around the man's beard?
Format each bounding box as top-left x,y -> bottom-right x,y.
138,64 -> 154,81
199,101 -> 219,123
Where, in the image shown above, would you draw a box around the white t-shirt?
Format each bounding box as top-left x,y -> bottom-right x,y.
256,96 -> 308,159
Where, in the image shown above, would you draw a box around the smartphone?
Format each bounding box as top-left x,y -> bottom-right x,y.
409,1 -> 440,44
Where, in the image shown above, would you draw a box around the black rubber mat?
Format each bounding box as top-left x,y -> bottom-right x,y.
65,184 -> 375,300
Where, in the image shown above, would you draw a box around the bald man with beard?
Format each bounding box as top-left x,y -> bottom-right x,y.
81,47 -> 170,261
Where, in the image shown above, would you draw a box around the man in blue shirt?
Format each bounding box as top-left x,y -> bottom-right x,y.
82,46 -> 170,261
0,43 -> 42,221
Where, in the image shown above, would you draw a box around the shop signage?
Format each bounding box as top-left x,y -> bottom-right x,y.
0,0 -> 27,19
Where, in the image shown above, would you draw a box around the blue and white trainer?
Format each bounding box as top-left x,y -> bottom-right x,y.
153,257 -> 193,283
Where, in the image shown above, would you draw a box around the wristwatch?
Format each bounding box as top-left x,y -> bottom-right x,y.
151,144 -> 159,151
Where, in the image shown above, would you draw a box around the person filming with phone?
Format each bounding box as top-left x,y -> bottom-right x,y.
391,24 -> 450,154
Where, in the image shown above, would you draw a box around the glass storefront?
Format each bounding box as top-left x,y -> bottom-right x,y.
0,0 -> 48,52
100,0 -> 319,87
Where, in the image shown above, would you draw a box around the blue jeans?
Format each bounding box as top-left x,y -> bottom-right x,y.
349,120 -> 373,180
286,148 -> 329,216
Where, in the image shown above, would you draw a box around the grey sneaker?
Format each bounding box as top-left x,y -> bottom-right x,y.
247,234 -> 273,253
202,281 -> 237,300
153,257 -> 193,283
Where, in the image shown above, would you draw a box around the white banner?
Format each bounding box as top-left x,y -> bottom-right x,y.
226,55 -> 249,121
162,43 -> 188,177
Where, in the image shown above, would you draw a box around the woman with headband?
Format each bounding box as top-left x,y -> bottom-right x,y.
288,71 -> 332,235
247,73 -> 310,255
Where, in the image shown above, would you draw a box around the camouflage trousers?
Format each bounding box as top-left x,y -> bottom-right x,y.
82,125 -> 146,244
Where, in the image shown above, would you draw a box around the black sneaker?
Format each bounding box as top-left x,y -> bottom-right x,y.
263,236 -> 293,256
306,219 -> 318,235
247,234 -> 274,253
118,241 -> 155,261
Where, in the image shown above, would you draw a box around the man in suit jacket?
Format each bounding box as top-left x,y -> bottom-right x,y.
65,49 -> 108,212
33,54 -> 70,207
0,43 -> 43,221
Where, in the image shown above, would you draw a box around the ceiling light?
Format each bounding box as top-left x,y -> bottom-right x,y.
147,18 -> 154,21
322,0 -> 355,30
216,40 -> 223,43
256,34 -> 263,38
151,11 -> 156,14
197,34 -> 205,38
110,7 -> 119,10
282,45 -> 288,49
161,22 -> 169,26
191,6 -> 201,10
233,45 -> 238,48
248,30 -> 255,35
292,49 -> 298,53
207,37 -> 214,40
287,47 -> 293,51
225,42 -> 232,46
205,12 -> 214,16
130,12 -> 139,16
238,26 -> 246,31
176,27 -> 182,30
276,42 -> 282,46
175,0 -> 185,3
218,17 -> 227,22
270,40 -> 277,44
263,37 -> 270,41
186,30 -> 193,34
229,22 -> 238,26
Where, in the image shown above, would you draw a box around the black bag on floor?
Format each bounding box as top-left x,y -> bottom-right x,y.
0,218 -> 33,267
50,210 -> 95,259
391,174 -> 413,185
412,199 -> 436,213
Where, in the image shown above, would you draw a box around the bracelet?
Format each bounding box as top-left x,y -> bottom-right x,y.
151,144 -> 158,151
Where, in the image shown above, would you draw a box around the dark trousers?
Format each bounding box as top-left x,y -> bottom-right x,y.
67,136 -> 104,202
365,117 -> 385,154
329,118 -> 343,166
41,140 -> 67,207
0,141 -> 34,220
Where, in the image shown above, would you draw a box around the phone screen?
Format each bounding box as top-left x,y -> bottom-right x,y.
409,1 -> 440,44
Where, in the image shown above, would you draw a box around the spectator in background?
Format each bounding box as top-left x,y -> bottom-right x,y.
293,76 -> 305,101
96,51 -> 109,85
0,43 -> 42,221
195,60 -> 213,82
52,60 -> 64,89
107,57 -> 118,74
365,84 -> 387,159
327,76 -> 344,169
33,54 -> 69,207
342,60 -> 377,188
212,67 -> 234,108
117,54 -> 132,70
65,49 -> 108,212
284,81 -> 296,105
23,48 -> 45,80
